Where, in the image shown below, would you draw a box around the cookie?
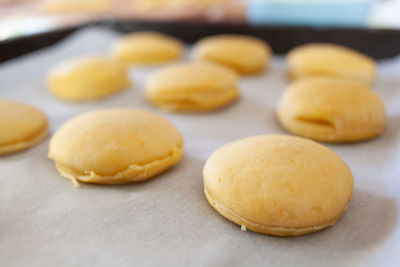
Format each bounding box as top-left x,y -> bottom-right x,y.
48,109 -> 183,186
112,32 -> 184,64
277,77 -> 386,142
47,56 -> 131,101
0,100 -> 47,155
203,135 -> 354,236
287,43 -> 376,84
145,62 -> 239,111
192,34 -> 271,74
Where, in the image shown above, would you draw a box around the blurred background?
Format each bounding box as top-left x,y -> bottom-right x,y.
1,0 -> 400,41
1,0 -> 400,62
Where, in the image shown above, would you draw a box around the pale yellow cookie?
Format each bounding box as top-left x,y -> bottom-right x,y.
0,100 -> 47,155
47,56 -> 131,101
277,77 -> 386,142
48,109 -> 183,186
145,61 -> 239,112
192,34 -> 271,74
112,32 -> 184,64
204,135 -> 354,236
287,43 -> 376,84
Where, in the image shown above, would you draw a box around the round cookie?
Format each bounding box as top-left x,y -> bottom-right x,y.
48,109 -> 183,186
145,62 -> 239,112
192,34 -> 271,74
47,56 -> 131,101
112,32 -> 184,64
203,135 -> 354,236
0,100 -> 47,155
277,77 -> 386,142
287,43 -> 376,84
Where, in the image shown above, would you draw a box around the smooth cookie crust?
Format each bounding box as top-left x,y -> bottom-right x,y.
112,31 -> 184,64
47,56 -> 131,101
288,43 -> 376,84
0,100 -> 47,155
192,34 -> 271,74
49,109 -> 183,185
203,135 -> 354,236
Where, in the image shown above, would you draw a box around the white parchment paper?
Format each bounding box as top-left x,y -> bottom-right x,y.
1,28 -> 399,267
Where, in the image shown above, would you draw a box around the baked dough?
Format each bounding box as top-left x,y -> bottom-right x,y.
203,135 -> 354,236
112,32 -> 184,64
287,43 -> 376,84
48,109 -> 183,185
0,100 -> 47,155
192,34 -> 271,74
145,62 -> 239,111
277,77 -> 386,142
47,56 -> 131,101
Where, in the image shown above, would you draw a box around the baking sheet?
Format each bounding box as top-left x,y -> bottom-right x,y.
1,28 -> 400,267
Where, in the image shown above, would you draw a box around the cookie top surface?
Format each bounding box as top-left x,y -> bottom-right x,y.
288,43 -> 375,84
203,135 -> 354,230
277,77 -> 386,142
145,62 -> 239,111
47,56 -> 130,100
48,56 -> 126,78
112,31 -> 183,64
193,34 -> 271,74
147,61 -> 238,95
0,99 -> 47,147
49,109 -> 183,176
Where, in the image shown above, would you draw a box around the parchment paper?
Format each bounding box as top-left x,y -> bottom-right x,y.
1,28 -> 399,267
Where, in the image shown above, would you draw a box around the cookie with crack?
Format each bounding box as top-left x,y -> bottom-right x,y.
277,77 -> 386,142
145,62 -> 239,112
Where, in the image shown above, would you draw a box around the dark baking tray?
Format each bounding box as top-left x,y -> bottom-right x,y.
0,24 -> 84,63
1,19 -> 400,63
